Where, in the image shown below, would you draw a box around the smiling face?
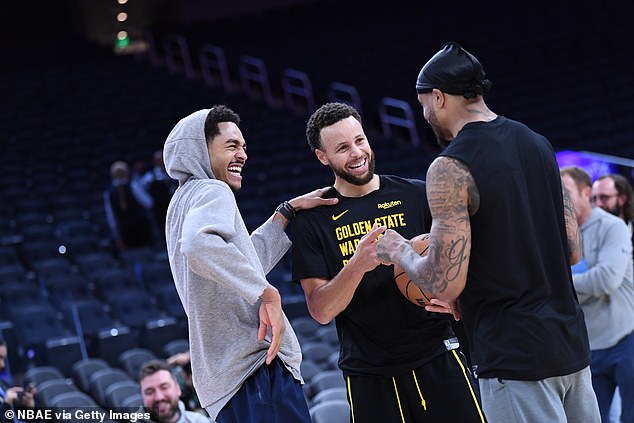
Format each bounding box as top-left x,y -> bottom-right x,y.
207,121 -> 247,191
315,115 -> 375,187
141,369 -> 181,423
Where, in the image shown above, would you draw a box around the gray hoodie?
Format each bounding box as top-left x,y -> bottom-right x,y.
163,109 -> 303,419
573,207 -> 634,350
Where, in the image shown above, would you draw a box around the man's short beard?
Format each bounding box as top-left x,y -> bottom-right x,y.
605,203 -> 622,218
427,108 -> 451,148
333,152 -> 376,186
434,131 -> 451,148
149,404 -> 179,423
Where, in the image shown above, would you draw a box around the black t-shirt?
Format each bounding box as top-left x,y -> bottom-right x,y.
292,175 -> 455,377
441,116 -> 591,380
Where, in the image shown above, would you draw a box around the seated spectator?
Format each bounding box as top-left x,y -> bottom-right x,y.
138,359 -> 212,423
103,160 -> 155,250
141,150 -> 177,233
0,338 -> 36,423
166,352 -> 201,412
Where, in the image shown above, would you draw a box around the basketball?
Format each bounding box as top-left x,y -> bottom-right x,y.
393,233 -> 433,306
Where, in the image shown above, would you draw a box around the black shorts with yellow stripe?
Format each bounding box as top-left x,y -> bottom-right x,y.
345,349 -> 486,423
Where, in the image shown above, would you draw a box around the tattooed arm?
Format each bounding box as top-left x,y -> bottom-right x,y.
561,182 -> 582,265
377,157 -> 477,302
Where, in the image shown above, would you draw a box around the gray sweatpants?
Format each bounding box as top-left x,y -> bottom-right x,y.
479,366 -> 600,423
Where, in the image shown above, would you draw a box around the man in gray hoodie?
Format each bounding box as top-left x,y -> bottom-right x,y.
560,166 -> 634,423
163,105 -> 337,422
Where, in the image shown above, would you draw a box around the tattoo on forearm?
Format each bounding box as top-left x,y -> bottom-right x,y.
413,243 -> 448,294
445,236 -> 468,282
400,157 -> 474,297
562,185 -> 581,255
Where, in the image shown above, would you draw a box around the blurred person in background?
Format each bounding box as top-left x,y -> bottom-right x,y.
592,173 -> 634,259
0,338 -> 36,423
104,160 -> 155,250
167,351 -> 202,412
139,360 -> 212,423
561,166 -> 634,423
142,150 -> 177,238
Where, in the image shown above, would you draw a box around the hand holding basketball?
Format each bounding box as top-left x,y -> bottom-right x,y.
393,233 -> 434,307
425,298 -> 461,321
376,229 -> 406,264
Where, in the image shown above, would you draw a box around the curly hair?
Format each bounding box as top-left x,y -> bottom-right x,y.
204,105 -> 240,143
306,102 -> 362,151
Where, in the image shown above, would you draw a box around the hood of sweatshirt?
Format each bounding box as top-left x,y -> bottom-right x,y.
164,109 -> 214,185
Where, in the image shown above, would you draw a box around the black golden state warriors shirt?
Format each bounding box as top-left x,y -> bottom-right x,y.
292,175 -> 455,377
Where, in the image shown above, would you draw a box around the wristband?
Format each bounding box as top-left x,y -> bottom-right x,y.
275,201 -> 296,221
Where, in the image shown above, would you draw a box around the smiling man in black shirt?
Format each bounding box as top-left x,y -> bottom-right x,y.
292,102 -> 485,423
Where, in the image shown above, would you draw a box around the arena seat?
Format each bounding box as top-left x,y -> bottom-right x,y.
309,399 -> 350,423
119,392 -> 143,410
311,387 -> 348,406
110,291 -> 165,329
152,284 -> 187,320
118,347 -> 157,379
306,370 -> 346,399
299,359 -> 321,384
96,326 -> 138,367
49,391 -> 99,408
32,257 -> 74,281
163,339 -> 189,358
104,380 -> 141,410
45,274 -> 93,306
89,367 -> 133,407
61,298 -> 117,337
143,317 -> 184,357
316,325 -> 339,349
24,366 -> 65,387
291,317 -> 322,344
75,252 -> 118,274
37,378 -> 81,407
91,267 -> 144,302
282,297 -> 311,321
72,358 -> 111,392
300,342 -> 334,369
11,303 -> 71,359
44,335 -> 84,376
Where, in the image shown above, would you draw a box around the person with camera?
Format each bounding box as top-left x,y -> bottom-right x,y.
0,338 -> 36,423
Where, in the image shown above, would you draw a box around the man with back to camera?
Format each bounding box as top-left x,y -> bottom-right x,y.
376,42 -> 601,422
561,166 -> 633,423
139,359 -> 212,423
163,105 -> 337,422
292,102 -> 486,422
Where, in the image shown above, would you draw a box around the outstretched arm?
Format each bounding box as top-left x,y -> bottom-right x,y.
273,186 -> 339,226
377,157 -> 476,302
252,187 -> 338,274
